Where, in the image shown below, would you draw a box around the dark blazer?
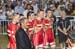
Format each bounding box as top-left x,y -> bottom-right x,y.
16,27 -> 32,49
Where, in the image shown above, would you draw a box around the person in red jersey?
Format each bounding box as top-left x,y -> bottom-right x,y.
7,14 -> 20,49
32,9 -> 44,49
43,8 -> 56,49
27,11 -> 35,40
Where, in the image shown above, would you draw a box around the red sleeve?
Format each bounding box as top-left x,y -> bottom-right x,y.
33,19 -> 37,27
7,24 -> 15,44
50,19 -> 53,25
7,23 -> 16,41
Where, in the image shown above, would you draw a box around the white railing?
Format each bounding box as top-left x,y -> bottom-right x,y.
0,20 -> 11,35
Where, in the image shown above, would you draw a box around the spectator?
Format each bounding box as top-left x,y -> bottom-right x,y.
65,4 -> 73,16
65,0 -> 72,9
53,2 -> 65,16
6,6 -> 14,20
14,1 -> 25,14
5,5 -> 9,11
11,0 -> 17,9
31,0 -> 38,14
0,5 -> 7,33
0,7 -> 6,20
23,3 -> 33,18
72,2 -> 75,15
49,4 -> 56,12
5,0 -> 12,7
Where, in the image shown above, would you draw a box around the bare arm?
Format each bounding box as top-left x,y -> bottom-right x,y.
66,39 -> 73,47
57,26 -> 64,33
66,25 -> 71,32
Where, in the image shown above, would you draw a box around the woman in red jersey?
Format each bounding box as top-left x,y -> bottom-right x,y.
7,14 -> 20,49
43,8 -> 56,49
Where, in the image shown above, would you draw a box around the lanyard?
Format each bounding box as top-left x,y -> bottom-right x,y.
62,20 -> 66,32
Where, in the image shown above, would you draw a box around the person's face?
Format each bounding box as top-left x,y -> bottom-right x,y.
38,11 -> 44,19
24,19 -> 29,28
60,11 -> 66,18
29,13 -> 35,20
47,10 -> 53,17
27,5 -> 31,10
32,0 -> 36,4
14,15 -> 20,23
68,5 -> 72,9
17,1 -> 21,6
8,7 -> 12,11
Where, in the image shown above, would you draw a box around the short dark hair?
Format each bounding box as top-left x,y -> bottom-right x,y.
46,8 -> 52,13
27,11 -> 34,19
37,8 -> 44,13
19,18 -> 26,25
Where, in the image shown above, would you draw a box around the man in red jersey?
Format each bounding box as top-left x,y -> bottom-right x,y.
32,9 -> 44,49
7,14 -> 20,49
43,8 -> 56,49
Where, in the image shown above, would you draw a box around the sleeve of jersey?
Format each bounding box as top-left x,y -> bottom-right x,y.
50,19 -> 53,25
33,20 -> 37,27
33,20 -> 38,33
7,24 -> 15,40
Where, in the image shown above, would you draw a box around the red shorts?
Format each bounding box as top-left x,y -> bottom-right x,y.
9,37 -> 16,49
44,28 -> 55,48
32,30 -> 43,47
9,42 -> 16,49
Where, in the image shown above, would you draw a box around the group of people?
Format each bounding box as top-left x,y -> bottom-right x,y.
7,8 -> 56,49
0,0 -> 74,49
7,6 -> 75,49
0,0 -> 75,33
